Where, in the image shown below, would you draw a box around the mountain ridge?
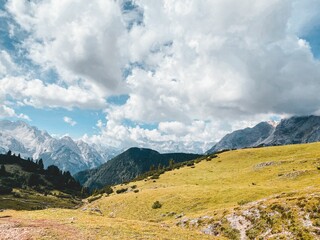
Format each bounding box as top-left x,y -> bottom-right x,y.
0,120 -> 110,174
75,147 -> 202,190
207,115 -> 320,154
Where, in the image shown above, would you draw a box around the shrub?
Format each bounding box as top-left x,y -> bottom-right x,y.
116,188 -> 127,194
88,194 -> 102,203
94,185 -> 113,195
238,200 -> 250,205
0,185 -> 12,194
186,162 -> 194,166
151,174 -> 159,179
152,201 -> 162,209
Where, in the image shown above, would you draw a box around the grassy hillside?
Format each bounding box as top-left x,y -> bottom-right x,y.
75,147 -> 202,190
1,143 -> 320,239
0,153 -> 83,210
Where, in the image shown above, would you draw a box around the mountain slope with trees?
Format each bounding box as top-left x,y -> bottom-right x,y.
75,147 -> 202,190
0,151 -> 84,210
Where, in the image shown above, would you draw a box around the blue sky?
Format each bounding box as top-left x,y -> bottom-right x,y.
1,0 -> 320,153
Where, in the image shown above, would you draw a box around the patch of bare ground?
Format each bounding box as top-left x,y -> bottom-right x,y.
0,216 -> 90,240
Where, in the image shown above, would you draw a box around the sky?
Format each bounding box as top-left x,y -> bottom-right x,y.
0,0 -> 320,153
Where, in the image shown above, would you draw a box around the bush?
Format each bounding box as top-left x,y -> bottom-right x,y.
238,200 -> 250,205
151,174 -> 159,179
116,188 -> 127,194
186,161 -> 194,166
94,185 -> 113,195
88,194 -> 102,203
152,201 -> 162,209
0,185 -> 12,194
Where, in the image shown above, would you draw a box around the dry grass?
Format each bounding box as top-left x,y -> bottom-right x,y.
2,142 -> 320,239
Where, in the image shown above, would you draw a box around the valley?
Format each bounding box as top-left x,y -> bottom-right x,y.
1,142 -> 320,239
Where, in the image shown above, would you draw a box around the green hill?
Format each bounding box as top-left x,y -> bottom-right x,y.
0,152 -> 84,210
1,143 -> 320,239
74,147 -> 202,190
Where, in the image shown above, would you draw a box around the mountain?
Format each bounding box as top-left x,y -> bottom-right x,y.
75,147 -> 202,190
207,115 -> 320,154
0,120 -> 107,174
265,115 -> 320,146
206,121 -> 276,154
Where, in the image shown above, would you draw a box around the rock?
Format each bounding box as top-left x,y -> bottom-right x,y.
90,207 -> 103,215
175,213 -> 184,219
207,122 -> 275,154
207,116 -> 320,154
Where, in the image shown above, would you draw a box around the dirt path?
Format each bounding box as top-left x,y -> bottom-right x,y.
0,216 -> 89,240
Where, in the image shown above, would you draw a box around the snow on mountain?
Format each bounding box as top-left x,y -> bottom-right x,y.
0,120 -> 108,174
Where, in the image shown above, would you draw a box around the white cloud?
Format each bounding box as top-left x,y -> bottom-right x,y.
63,116 -> 77,126
0,50 -> 17,76
86,0 -> 320,152
5,0 -> 320,153
0,104 -> 30,120
0,77 -> 106,109
6,0 -> 128,93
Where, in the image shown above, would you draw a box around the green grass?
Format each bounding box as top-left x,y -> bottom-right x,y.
89,143 -> 320,221
0,188 -> 81,210
2,142 -> 320,239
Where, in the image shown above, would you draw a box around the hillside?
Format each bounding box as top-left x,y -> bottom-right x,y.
75,147 -> 202,190
0,152 -> 83,210
1,142 -> 320,239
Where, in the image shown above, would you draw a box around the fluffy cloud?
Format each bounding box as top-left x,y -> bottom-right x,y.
120,0 -> 320,120
4,0 -> 320,153
6,0 -> 128,92
87,0 -> 320,152
63,116 -> 77,126
0,77 -> 106,109
0,50 -> 17,76
0,104 -> 30,120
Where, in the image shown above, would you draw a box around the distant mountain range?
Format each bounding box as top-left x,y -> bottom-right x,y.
3,115 -> 320,180
0,120 -> 118,174
207,115 -> 320,154
74,147 -> 202,190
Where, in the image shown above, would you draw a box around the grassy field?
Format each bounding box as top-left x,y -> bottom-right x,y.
1,142 -> 320,239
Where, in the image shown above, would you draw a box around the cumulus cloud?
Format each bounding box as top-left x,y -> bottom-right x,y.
6,0 -> 128,92
0,77 -> 106,109
0,104 -> 30,120
86,0 -> 320,152
63,116 -> 77,126
0,50 -> 17,76
4,0 -> 320,152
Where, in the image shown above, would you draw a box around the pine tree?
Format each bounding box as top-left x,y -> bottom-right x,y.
169,159 -> 175,169
0,165 -> 6,174
38,159 -> 44,170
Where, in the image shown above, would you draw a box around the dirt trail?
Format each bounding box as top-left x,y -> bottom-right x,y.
0,216 -> 89,240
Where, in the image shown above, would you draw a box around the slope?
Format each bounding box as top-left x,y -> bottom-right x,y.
0,153 -> 83,210
207,121 -> 275,153
1,142 -> 320,239
75,147 -> 202,190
